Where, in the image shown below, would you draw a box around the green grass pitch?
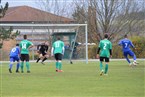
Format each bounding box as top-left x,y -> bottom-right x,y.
0,60 -> 144,97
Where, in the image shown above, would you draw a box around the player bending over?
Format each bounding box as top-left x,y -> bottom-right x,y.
96,34 -> 112,76
51,37 -> 65,72
9,44 -> 20,73
118,34 -> 138,66
36,41 -> 49,64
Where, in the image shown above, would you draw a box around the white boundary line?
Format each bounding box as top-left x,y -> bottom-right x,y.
0,59 -> 145,63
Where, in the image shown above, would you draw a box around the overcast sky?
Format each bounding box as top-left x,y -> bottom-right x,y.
1,0 -> 40,9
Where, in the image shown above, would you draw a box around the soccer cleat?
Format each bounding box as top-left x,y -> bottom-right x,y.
58,70 -> 64,72
9,69 -> 12,73
21,71 -> 24,73
133,61 -> 139,66
129,63 -> 133,67
100,70 -> 104,76
41,62 -> 45,65
27,71 -> 31,73
16,70 -> 20,73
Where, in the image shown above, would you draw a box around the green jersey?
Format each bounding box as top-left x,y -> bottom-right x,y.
98,39 -> 112,58
52,40 -> 64,54
19,40 -> 33,54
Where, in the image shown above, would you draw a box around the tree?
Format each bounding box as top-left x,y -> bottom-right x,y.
0,0 -> 19,49
72,0 -> 145,43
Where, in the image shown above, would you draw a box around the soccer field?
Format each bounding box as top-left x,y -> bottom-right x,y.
0,60 -> 144,97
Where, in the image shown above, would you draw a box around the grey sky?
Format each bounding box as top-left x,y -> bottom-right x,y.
1,0 -> 39,9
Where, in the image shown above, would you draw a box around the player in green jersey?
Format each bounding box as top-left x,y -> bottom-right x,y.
51,37 -> 65,72
96,34 -> 112,76
19,35 -> 34,73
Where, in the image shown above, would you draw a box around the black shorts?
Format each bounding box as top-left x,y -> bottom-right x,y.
54,53 -> 63,60
39,51 -> 47,56
100,57 -> 109,62
20,54 -> 29,61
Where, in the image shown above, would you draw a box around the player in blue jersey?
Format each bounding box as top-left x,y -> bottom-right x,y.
118,34 -> 138,66
9,44 -> 20,73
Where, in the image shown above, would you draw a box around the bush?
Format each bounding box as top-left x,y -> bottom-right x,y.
88,36 -> 145,59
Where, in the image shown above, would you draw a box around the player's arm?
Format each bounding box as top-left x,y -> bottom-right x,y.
110,49 -> 112,58
96,47 -> 100,59
29,44 -> 34,49
51,47 -> 54,56
118,40 -> 122,46
130,41 -> 135,48
62,47 -> 65,55
46,46 -> 48,52
110,42 -> 112,58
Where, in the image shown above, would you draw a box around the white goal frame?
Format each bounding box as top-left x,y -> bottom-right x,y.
0,23 -> 88,63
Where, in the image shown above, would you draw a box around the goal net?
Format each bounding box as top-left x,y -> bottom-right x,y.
0,23 -> 88,63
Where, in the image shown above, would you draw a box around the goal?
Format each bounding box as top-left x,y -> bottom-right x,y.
0,23 -> 88,63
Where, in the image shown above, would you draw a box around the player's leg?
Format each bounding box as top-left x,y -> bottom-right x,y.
42,56 -> 48,62
36,53 -> 42,63
16,56 -> 20,73
41,53 -> 48,64
54,54 -> 59,72
99,57 -> 104,76
25,54 -> 30,73
104,57 -> 109,75
20,54 -> 25,73
57,53 -> 63,72
9,57 -> 14,73
124,52 -> 132,66
129,51 -> 138,66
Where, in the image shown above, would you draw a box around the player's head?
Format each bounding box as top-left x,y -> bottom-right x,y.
23,35 -> 27,39
44,41 -> 49,45
104,34 -> 108,39
57,37 -> 61,40
124,34 -> 128,38
16,43 -> 19,46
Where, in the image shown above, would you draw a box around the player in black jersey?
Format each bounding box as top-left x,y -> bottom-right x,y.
36,41 -> 49,64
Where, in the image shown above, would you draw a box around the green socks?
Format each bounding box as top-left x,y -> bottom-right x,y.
56,62 -> 62,70
21,62 -> 30,72
26,62 -> 30,71
100,62 -> 109,74
105,64 -> 108,74
56,62 -> 59,70
100,62 -> 103,71
21,62 -> 24,72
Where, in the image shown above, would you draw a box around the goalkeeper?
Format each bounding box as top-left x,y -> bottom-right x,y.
36,41 -> 49,64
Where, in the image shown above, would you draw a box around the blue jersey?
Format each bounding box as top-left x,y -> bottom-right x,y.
9,46 -> 20,57
118,38 -> 135,52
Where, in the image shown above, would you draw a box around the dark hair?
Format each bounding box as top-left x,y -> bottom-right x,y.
16,44 -> 19,46
104,34 -> 108,38
124,34 -> 128,38
23,35 -> 27,39
57,37 -> 61,40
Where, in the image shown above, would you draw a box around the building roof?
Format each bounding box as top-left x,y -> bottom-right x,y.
0,5 -> 75,23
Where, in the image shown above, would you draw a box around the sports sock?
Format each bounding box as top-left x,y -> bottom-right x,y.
26,62 -> 30,71
56,62 -> 59,70
100,62 -> 103,71
42,57 -> 47,62
105,64 -> 108,74
16,63 -> 20,71
9,63 -> 13,69
36,58 -> 41,63
133,55 -> 137,62
21,62 -> 24,72
58,62 -> 62,70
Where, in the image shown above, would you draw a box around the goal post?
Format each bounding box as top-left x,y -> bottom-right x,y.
0,23 -> 88,63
